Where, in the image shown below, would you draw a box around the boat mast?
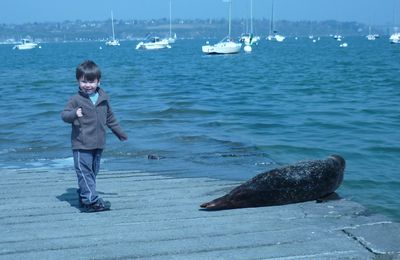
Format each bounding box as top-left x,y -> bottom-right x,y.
394,1 -> 399,34
228,0 -> 232,38
250,0 -> 253,34
169,0 -> 172,38
270,0 -> 274,35
111,10 -> 115,40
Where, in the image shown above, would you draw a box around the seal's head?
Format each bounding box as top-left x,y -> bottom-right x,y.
329,154 -> 345,172
328,154 -> 345,190
200,195 -> 234,210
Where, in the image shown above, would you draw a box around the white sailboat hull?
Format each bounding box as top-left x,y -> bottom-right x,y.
202,41 -> 241,55
105,39 -> 120,46
202,0 -> 241,55
274,34 -> 285,42
390,33 -> 400,44
267,34 -> 285,42
267,0 -> 286,43
106,11 -> 120,47
240,34 -> 260,46
166,34 -> 177,44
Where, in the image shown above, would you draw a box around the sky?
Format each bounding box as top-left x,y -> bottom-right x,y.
0,0 -> 399,26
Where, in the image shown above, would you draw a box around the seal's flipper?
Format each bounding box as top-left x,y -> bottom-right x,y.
316,192 -> 341,203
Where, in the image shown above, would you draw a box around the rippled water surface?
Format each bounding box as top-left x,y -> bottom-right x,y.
0,38 -> 399,220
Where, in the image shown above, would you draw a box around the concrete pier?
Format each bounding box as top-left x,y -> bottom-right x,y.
0,168 -> 399,259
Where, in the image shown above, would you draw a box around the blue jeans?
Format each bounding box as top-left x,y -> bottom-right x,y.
73,149 -> 103,205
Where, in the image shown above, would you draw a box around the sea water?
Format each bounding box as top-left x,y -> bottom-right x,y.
0,38 -> 399,221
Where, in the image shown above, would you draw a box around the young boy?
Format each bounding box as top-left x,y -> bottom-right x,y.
61,60 -> 128,212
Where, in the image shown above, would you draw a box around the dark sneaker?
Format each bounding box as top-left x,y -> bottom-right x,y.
83,198 -> 111,213
79,197 -> 84,208
77,189 -> 84,208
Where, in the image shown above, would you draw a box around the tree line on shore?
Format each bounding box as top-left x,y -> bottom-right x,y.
0,18 -> 389,43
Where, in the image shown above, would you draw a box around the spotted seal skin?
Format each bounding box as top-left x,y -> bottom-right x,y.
200,155 -> 345,210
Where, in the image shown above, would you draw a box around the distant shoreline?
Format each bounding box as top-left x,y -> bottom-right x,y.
0,19 -> 394,43
0,35 -> 393,45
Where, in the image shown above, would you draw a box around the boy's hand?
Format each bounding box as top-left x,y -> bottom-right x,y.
119,132 -> 128,141
76,108 -> 83,118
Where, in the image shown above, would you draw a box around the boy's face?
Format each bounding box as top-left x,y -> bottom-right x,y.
78,77 -> 99,95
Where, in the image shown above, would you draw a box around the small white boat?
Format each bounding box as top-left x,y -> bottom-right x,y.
164,0 -> 177,44
166,33 -> 177,44
266,33 -> 285,42
390,32 -> 400,44
202,37 -> 242,55
105,39 -> 120,46
13,39 -> 39,50
366,26 -> 377,41
333,34 -> 343,41
105,11 -> 120,46
136,37 -> 171,50
240,33 -> 260,45
239,0 -> 260,46
202,0 -> 241,54
266,0 -> 285,42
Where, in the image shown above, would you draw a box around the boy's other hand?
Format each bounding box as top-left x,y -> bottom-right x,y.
76,108 -> 83,118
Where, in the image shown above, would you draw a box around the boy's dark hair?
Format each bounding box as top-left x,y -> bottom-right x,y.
76,60 -> 101,81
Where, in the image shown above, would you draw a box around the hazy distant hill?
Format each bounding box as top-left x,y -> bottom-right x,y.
0,18 -> 389,43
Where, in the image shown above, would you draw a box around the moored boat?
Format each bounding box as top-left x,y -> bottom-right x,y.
105,11 -> 120,46
266,0 -> 285,42
390,32 -> 400,44
13,39 -> 39,50
202,0 -> 241,54
202,37 -> 242,55
136,37 -> 171,50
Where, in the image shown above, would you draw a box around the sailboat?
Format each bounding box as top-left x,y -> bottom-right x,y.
390,4 -> 400,44
105,11 -> 120,46
390,28 -> 400,44
240,0 -> 260,46
366,26 -> 379,41
202,0 -> 242,54
165,0 -> 177,44
266,0 -> 285,42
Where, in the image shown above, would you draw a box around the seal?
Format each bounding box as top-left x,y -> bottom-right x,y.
200,155 -> 345,210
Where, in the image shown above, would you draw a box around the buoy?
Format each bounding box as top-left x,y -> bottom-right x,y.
339,42 -> 348,48
99,46 -> 103,50
244,45 -> 252,52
